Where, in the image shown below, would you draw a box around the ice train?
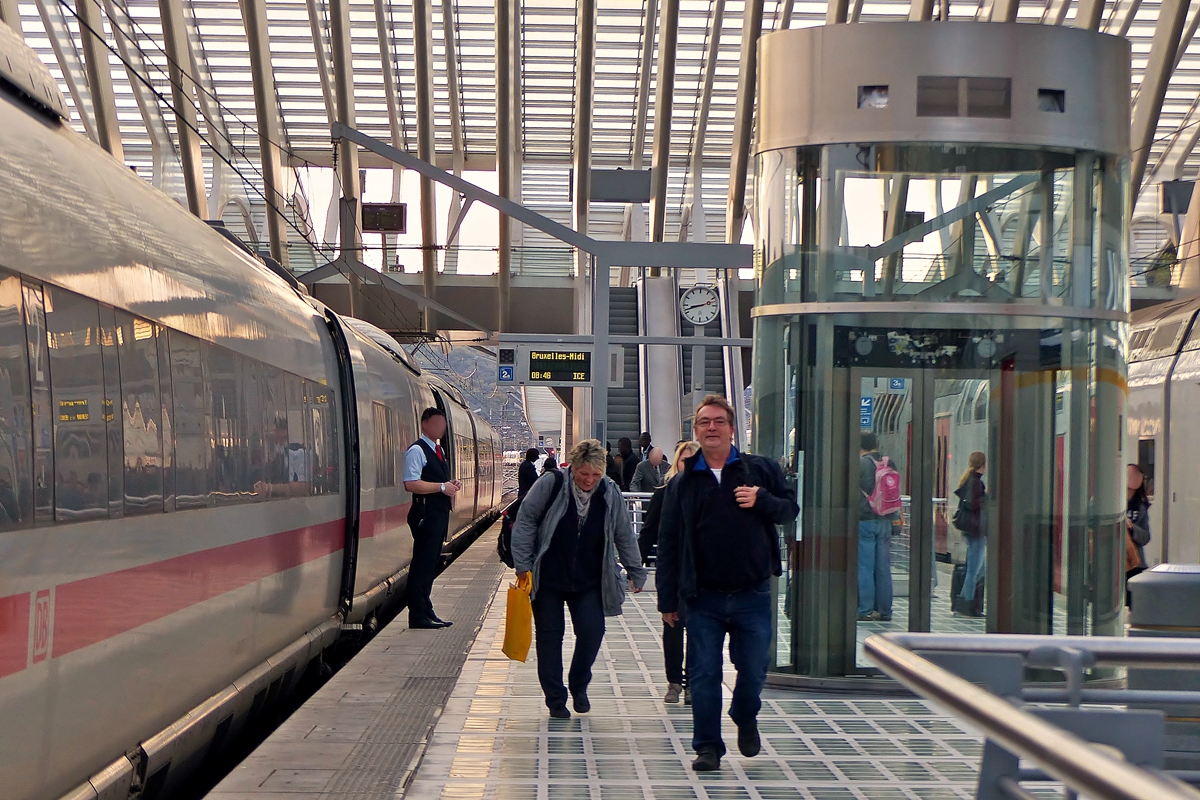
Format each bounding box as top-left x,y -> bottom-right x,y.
0,26 -> 502,800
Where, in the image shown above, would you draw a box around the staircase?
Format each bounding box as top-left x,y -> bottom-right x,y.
607,287 -> 642,445
680,315 -> 728,397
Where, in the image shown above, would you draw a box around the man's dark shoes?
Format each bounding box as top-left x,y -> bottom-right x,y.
549,705 -> 571,719
429,614 -> 453,627
409,617 -> 449,629
737,722 -> 761,757
572,692 -> 590,713
691,748 -> 721,771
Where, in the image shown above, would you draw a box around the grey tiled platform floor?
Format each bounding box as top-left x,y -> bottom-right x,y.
207,524 -> 510,799
406,575 -> 984,800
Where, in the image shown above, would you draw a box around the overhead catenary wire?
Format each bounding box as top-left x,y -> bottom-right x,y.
55,0 -> 430,334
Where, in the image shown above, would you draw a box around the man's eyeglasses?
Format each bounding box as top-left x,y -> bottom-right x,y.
694,417 -> 731,429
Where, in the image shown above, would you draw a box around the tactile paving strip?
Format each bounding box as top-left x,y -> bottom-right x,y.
207,525 -> 510,800
405,576 -> 985,800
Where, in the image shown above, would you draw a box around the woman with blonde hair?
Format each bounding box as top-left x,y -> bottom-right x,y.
511,438 -> 648,718
638,439 -> 701,704
951,450 -> 987,617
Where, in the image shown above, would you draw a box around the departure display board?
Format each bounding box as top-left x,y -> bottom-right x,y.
528,350 -> 591,384
58,399 -> 90,422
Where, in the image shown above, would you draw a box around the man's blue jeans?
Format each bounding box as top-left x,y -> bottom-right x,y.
857,518 -> 893,617
685,580 -> 773,756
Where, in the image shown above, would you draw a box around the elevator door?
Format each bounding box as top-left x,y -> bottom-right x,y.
851,369 -> 996,669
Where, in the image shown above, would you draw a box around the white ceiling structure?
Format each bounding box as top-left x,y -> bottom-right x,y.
4,0 -> 1196,286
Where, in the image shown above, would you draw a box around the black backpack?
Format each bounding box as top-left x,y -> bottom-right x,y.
498,469 -> 563,568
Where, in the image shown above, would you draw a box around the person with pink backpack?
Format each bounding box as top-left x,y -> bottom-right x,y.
857,431 -> 903,622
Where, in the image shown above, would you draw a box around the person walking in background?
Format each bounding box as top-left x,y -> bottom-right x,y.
511,439 -> 648,719
639,431 -> 654,460
606,442 -> 623,485
403,407 -> 460,630
952,451 -> 987,618
657,396 -> 799,772
518,448 -> 540,500
617,437 -> 641,491
638,440 -> 700,704
1126,463 -> 1151,608
630,447 -> 667,492
543,450 -> 559,474
857,431 -> 901,623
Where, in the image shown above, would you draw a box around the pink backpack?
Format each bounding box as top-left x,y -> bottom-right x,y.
867,456 -> 902,516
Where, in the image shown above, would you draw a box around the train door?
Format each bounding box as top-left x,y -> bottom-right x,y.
850,368 -> 996,669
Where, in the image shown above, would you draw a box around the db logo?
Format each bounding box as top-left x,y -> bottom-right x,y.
30,589 -> 52,665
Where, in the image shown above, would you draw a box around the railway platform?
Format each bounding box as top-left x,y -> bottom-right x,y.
208,524 -> 985,800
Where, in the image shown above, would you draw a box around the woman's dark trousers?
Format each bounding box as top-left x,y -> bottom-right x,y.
531,585 -> 605,708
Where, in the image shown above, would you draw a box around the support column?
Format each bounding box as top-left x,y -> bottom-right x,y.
77,0 -> 123,160
1072,0 -> 1104,29
496,0 -> 512,330
413,0 -> 438,332
649,0 -> 679,242
1129,0 -> 1190,200
0,0 -> 20,30
158,0 -> 206,216
373,0 -> 404,275
724,0 -> 763,246
330,0 -> 361,315
572,0 -> 596,445
442,0 -> 465,276
242,0 -> 289,266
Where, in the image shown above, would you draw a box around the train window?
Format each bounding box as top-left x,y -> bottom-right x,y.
116,311 -> 164,515
1185,319 -> 1200,352
23,282 -> 53,522
373,402 -> 397,488
974,385 -> 988,421
283,375 -> 311,495
1138,439 -> 1155,498
0,271 -> 33,529
244,360 -> 267,495
98,305 -> 123,518
307,381 -> 336,495
210,343 -> 250,504
171,331 -> 212,510
261,367 -> 291,498
1149,321 -> 1183,355
45,287 -> 108,522
157,326 -> 174,510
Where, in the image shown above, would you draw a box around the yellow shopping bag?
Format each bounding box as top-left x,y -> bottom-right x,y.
503,572 -> 533,662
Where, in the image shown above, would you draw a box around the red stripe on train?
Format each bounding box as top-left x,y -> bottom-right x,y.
359,501 -> 411,539
0,593 -> 30,680
0,499 -> 418,677
52,520 -> 347,658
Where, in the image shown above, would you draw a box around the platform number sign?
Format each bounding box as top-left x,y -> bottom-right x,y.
860,396 -> 874,429
889,378 -> 906,392
498,348 -> 516,383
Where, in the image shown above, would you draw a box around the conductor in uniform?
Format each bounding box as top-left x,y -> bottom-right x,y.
404,407 -> 461,629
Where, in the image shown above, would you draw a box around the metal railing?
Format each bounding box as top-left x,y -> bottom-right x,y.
623,491 -> 655,565
864,632 -> 1200,800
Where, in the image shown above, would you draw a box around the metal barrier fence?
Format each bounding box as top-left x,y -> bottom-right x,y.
624,492 -> 655,562
864,632 -> 1200,800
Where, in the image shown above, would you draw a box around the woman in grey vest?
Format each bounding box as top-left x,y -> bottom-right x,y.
511,439 -> 648,718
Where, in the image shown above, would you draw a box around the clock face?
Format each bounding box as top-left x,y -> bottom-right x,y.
681,287 -> 720,326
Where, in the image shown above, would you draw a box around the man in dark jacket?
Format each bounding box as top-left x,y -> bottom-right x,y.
657,395 -> 799,772
518,448 -> 540,499
616,437 -> 640,491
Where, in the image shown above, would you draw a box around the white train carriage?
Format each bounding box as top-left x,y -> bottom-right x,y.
1128,297 -> 1200,567
0,27 -> 503,800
